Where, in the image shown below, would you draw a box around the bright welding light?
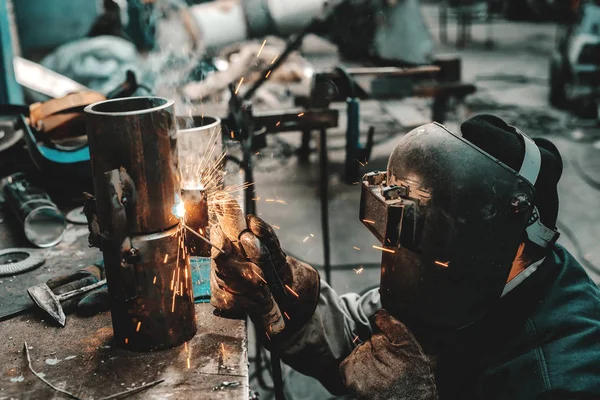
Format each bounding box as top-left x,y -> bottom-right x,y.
174,201 -> 186,219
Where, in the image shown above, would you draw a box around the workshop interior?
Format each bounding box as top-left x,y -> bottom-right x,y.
1,0 -> 599,399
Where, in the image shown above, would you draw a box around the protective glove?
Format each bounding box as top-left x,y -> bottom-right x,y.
340,309 -> 439,400
210,191 -> 320,338
46,261 -> 110,317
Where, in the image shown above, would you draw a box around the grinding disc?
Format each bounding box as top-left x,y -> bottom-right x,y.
66,206 -> 87,225
0,123 -> 23,153
0,248 -> 45,276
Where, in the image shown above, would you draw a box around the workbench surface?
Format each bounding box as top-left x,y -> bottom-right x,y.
0,210 -> 249,400
1,304 -> 249,399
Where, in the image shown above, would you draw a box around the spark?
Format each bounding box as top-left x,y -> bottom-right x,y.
310,233 -> 314,237
285,284 -> 299,298
164,254 -> 169,263
265,70 -> 271,79
136,322 -> 141,332
253,269 -> 267,284
284,312 -> 290,320
352,182 -> 360,185
275,121 -> 281,127
298,112 -> 304,117
373,245 -> 396,254
255,152 -> 260,155
187,357 -> 190,369
353,246 -> 360,250
230,131 -> 234,139
153,276 -> 157,284
358,160 -> 365,167
273,225 -> 280,230
435,260 -> 450,268
125,338 -> 129,344
265,331 -> 271,341
234,77 -> 244,94
303,236 -> 310,243
265,198 -> 275,202
275,199 -> 287,204
362,219 -> 375,224
271,55 -> 278,64
256,39 -> 266,57
354,267 -> 364,274
185,342 -> 188,352
185,268 -> 188,280
352,335 -> 360,344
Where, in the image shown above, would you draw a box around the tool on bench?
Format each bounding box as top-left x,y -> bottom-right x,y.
27,279 -> 107,327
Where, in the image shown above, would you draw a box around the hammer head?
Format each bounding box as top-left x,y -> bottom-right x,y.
27,283 -> 66,327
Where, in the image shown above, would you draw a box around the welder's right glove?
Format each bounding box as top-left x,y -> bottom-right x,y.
46,261 -> 110,317
210,191 -> 320,338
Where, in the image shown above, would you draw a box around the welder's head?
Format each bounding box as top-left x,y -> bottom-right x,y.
360,115 -> 563,331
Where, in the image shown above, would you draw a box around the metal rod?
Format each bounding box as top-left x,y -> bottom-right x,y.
183,223 -> 225,254
58,279 -> 106,302
336,66 -> 440,77
319,128 -> 331,284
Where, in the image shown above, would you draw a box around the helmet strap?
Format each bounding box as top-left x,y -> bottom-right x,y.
511,126 -> 560,249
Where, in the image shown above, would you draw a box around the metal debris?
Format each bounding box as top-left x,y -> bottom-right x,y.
212,381 -> 241,391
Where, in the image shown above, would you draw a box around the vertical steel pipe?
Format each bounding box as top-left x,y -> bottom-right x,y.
84,97 -> 196,351
177,116 -> 222,257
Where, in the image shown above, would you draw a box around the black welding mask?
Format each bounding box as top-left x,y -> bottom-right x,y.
360,122 -> 559,330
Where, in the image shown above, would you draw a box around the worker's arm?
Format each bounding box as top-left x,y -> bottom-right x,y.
210,191 -> 436,398
272,281 -> 381,394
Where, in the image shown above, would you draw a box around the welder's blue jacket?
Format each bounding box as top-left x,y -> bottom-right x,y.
277,244 -> 600,399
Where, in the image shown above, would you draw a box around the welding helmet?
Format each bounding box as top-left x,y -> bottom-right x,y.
360,121 -> 560,330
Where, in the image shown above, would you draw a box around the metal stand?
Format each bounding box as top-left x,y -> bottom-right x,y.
318,128 -> 331,284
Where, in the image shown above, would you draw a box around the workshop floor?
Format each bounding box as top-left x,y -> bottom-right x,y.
248,5 -> 600,399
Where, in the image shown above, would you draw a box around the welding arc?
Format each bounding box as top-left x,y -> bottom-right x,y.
183,224 -> 225,254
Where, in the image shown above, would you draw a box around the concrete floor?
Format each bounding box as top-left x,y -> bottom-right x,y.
246,5 -> 600,399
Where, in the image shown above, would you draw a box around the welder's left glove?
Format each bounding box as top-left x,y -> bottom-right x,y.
210,191 -> 320,338
340,309 -> 439,400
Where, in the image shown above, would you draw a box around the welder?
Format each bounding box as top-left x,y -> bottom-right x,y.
211,114 -> 600,399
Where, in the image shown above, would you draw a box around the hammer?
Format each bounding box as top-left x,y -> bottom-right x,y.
27,279 -> 106,327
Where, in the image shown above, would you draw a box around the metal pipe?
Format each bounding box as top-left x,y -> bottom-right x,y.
84,96 -> 196,351
177,115 -> 223,257
3,173 -> 66,248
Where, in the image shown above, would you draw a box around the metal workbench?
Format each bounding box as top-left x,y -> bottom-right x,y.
0,207 -> 249,399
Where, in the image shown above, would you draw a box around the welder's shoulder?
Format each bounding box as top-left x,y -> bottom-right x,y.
529,244 -> 600,396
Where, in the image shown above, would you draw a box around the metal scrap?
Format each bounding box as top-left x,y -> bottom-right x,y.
212,381 -> 241,391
